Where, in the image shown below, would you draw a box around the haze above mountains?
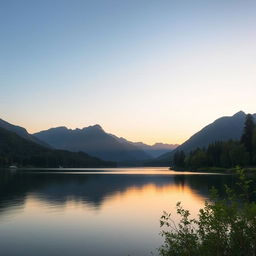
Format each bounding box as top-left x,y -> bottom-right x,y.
0,111 -> 255,167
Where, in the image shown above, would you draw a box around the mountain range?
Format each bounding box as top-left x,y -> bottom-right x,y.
34,125 -> 177,162
0,110 -> 254,167
0,125 -> 114,168
156,111 -> 256,164
0,118 -> 177,166
124,141 -> 178,158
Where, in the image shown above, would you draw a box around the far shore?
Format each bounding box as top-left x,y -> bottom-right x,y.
170,166 -> 256,176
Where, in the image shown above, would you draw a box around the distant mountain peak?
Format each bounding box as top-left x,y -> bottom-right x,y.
55,126 -> 68,130
49,125 -> 104,133
233,111 -> 246,117
157,111 -> 254,163
91,124 -> 103,130
44,126 -> 69,133
34,124 -> 151,162
152,142 -> 179,147
82,124 -> 104,133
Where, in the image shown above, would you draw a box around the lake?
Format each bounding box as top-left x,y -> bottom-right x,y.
0,167 -> 235,256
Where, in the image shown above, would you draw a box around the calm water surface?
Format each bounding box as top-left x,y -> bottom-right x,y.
0,167 -> 235,256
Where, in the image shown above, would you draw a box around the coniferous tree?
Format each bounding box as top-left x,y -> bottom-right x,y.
241,114 -> 255,163
171,113 -> 256,170
173,150 -> 185,167
252,128 -> 256,165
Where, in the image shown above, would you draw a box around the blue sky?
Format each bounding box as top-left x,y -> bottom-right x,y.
1,0 -> 255,144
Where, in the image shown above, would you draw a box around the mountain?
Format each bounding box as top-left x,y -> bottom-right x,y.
0,118 -> 49,147
34,125 -> 152,162
133,142 -> 179,158
157,111 -> 256,163
0,126 -> 115,168
116,138 -> 178,158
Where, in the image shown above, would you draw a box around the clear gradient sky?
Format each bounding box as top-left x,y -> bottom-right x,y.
1,0 -> 255,144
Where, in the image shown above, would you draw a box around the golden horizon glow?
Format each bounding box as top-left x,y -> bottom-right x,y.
2,108 -> 255,145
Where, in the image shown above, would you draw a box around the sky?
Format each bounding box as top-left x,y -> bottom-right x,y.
1,0 -> 255,145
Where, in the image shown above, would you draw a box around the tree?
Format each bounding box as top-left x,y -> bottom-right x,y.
228,142 -> 249,166
159,168 -> 256,256
173,150 -> 185,168
241,114 -> 255,163
252,128 -> 256,165
188,148 -> 208,169
207,142 -> 223,167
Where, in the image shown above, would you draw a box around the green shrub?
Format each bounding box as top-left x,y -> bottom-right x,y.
159,168 -> 256,256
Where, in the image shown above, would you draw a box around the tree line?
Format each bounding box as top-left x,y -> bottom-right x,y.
173,114 -> 256,169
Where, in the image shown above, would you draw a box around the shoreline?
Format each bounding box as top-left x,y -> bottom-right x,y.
170,166 -> 256,175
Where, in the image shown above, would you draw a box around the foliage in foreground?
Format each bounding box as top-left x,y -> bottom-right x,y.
159,168 -> 256,256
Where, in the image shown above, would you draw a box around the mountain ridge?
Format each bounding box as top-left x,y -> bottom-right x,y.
0,118 -> 50,147
0,126 -> 115,168
157,111 -> 256,163
34,125 -> 152,162
117,138 -> 179,158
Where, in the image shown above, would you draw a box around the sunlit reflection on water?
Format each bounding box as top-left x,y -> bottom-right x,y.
0,167 -> 232,256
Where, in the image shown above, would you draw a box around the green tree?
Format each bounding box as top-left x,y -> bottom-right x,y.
173,150 -> 185,168
207,142 -> 223,167
228,142 -> 249,166
241,114 -> 255,164
188,148 -> 208,169
252,128 -> 256,165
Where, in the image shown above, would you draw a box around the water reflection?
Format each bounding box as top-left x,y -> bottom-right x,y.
0,169 -> 234,213
0,168 -> 235,256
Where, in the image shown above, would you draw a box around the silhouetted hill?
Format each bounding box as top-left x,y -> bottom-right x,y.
133,142 -> 179,158
156,111 -> 256,164
0,118 -> 49,147
0,126 -> 115,168
116,137 -> 178,158
34,125 -> 152,162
